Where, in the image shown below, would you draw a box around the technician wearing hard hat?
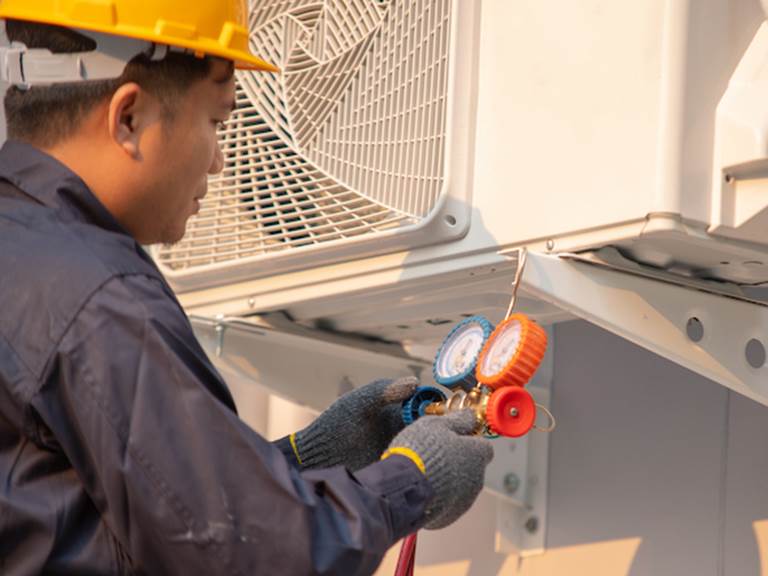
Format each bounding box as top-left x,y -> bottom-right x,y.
0,2 -> 492,575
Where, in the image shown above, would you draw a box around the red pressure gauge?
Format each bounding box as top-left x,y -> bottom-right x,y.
475,313 -> 547,390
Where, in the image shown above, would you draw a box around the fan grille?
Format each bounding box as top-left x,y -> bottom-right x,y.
155,0 -> 452,272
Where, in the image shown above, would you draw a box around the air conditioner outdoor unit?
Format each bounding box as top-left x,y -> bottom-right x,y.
152,0 -> 768,412
154,0 -> 474,289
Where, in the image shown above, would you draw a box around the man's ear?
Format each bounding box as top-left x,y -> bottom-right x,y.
108,83 -> 158,158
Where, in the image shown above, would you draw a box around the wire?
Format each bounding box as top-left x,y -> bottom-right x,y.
394,533 -> 418,576
504,247 -> 528,320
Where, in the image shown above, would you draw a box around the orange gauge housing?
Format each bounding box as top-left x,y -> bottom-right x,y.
475,314 -> 547,390
485,386 -> 536,437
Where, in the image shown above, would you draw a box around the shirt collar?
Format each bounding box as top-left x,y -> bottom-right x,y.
0,139 -> 128,236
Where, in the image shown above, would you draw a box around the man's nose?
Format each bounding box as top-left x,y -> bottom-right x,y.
209,144 -> 225,175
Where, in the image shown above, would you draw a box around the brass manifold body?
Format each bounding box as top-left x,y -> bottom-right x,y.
423,386 -> 493,435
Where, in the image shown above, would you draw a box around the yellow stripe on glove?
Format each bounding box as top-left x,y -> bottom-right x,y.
381,447 -> 426,475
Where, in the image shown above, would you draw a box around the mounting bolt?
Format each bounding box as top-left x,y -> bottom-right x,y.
546,239 -> 555,251
248,298 -> 256,309
503,473 -> 520,495
214,315 -> 226,358
525,516 -> 539,534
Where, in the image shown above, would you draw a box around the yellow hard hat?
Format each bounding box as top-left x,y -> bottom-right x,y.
0,0 -> 278,72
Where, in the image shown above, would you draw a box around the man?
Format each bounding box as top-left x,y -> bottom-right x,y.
0,2 -> 493,574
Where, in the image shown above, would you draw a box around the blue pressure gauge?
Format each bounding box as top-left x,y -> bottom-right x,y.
432,315 -> 494,390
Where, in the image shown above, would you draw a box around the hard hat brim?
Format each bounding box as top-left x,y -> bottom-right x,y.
0,12 -> 280,74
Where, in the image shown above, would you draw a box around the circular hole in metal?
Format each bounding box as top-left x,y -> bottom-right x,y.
444,214 -> 457,227
686,317 -> 704,342
746,339 -> 766,369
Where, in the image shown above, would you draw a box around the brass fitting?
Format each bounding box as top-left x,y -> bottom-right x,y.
423,386 -> 492,434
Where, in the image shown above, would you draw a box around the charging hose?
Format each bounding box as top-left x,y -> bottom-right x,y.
394,533 -> 417,576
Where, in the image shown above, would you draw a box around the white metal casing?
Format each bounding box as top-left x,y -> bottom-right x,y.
165,0 -> 768,356
711,20 -> 768,245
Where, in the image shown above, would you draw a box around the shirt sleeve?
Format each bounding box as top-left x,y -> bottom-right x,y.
30,274 -> 432,576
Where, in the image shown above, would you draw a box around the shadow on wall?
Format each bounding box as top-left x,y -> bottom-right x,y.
374,490 -> 642,576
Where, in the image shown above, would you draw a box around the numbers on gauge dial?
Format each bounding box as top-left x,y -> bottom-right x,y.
480,318 -> 523,377
436,323 -> 488,379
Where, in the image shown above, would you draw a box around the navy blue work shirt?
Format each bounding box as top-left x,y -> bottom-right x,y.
0,140 -> 431,575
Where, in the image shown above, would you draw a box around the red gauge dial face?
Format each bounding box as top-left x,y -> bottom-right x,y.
479,319 -> 523,378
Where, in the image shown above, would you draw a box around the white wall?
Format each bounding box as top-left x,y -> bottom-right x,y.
233,320 -> 768,576
383,321 -> 768,576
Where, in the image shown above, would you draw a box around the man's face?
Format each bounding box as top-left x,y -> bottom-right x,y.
135,60 -> 235,245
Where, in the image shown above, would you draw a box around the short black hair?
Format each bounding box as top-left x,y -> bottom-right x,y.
4,19 -> 217,147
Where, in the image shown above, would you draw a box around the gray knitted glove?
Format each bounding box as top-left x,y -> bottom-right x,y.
382,410 -> 494,530
288,376 -> 419,471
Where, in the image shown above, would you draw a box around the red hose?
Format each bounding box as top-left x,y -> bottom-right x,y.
394,533 -> 418,576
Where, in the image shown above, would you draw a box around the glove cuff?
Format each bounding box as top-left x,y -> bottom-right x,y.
381,447 -> 426,475
288,433 -> 303,464
293,424 -> 345,469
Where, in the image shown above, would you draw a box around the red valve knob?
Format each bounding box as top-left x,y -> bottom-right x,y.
485,386 -> 536,438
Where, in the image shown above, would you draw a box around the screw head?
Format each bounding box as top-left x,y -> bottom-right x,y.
525,516 -> 539,534
503,473 -> 520,495
546,239 -> 555,251
248,298 -> 256,308
509,407 -> 519,417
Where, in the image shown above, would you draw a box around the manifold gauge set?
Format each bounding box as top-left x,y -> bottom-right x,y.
401,313 -> 554,438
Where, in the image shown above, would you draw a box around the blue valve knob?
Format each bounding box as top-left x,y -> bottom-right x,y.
401,386 -> 448,425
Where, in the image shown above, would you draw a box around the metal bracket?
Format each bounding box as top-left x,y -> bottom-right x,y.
189,313 -> 430,411
521,251 -> 768,407
484,326 -> 553,557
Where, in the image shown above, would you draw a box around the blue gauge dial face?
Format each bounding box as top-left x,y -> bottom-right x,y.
435,323 -> 487,379
480,319 -> 523,377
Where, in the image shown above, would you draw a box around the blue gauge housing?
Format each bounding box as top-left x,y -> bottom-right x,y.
401,386 -> 447,425
432,315 -> 494,389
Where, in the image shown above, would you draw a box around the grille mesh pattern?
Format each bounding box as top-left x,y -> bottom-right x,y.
155,0 -> 451,272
